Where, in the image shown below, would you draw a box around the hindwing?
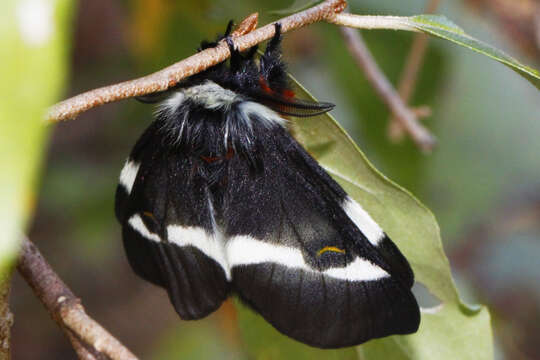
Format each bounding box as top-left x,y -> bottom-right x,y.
222,126 -> 420,348
115,120 -> 230,320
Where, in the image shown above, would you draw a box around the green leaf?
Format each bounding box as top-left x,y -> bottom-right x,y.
269,0 -> 323,16
341,14 -> 539,90
0,0 -> 73,275
152,320 -> 243,360
360,304 -> 492,360
236,76 -> 493,359
236,298 -> 357,359
407,15 -> 540,90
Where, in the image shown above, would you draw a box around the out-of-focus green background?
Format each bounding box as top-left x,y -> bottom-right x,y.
6,0 -> 540,359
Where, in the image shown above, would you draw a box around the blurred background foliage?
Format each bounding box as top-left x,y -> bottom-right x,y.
6,0 -> 540,359
0,0 -> 72,278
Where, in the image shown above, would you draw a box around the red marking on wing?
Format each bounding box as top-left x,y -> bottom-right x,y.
200,148 -> 235,164
259,76 -> 295,99
201,155 -> 220,164
282,89 -> 295,99
259,76 -> 273,94
225,147 -> 235,160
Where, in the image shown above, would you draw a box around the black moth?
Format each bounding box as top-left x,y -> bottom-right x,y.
115,22 -> 420,348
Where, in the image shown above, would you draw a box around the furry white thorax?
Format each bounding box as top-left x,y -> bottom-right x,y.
236,101 -> 286,128
158,81 -> 238,116
158,81 -> 286,128
183,81 -> 239,110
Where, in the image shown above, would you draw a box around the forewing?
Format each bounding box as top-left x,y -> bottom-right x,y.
115,120 -> 230,320
223,126 -> 420,348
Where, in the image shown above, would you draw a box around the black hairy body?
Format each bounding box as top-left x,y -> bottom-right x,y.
115,23 -> 420,348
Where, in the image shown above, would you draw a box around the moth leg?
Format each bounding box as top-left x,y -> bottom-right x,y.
244,44 -> 259,60
265,22 -> 282,57
198,19 -> 235,51
223,19 -> 235,37
259,23 -> 289,93
225,37 -> 244,74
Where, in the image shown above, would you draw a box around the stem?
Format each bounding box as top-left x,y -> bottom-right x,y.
327,14 -> 419,32
17,238 -> 138,360
46,0 -> 347,122
339,27 -> 436,151
0,273 -> 13,360
388,0 -> 440,141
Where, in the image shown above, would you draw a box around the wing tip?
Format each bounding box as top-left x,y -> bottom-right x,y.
233,263 -> 420,349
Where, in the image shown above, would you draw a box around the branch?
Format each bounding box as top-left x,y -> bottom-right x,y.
326,13 -> 420,31
535,8 -> 540,51
0,273 -> 13,360
46,0 -> 347,122
16,238 -> 138,360
45,0 -> 435,151
388,0 -> 440,141
338,26 -> 436,151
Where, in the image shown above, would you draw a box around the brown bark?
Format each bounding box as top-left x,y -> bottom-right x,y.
0,273 -> 13,360
17,238 -> 137,360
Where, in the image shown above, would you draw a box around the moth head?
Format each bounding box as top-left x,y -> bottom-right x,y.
253,76 -> 335,118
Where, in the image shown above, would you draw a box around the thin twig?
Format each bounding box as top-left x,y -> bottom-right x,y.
534,4 -> 540,50
326,13 -> 420,31
339,26 -> 436,151
0,273 -> 13,360
46,0 -> 347,122
388,0 -> 440,141
16,238 -> 138,360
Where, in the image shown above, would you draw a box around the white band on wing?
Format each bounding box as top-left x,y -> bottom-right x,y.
226,235 -> 389,282
128,214 -> 388,283
119,159 -> 140,194
342,196 -> 385,246
128,215 -> 232,281
167,225 -> 231,281
128,214 -> 161,242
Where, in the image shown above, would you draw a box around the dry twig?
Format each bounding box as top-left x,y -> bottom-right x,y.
338,26 -> 436,151
46,0 -> 347,122
46,0 -> 435,150
0,274 -> 13,360
17,238 -> 138,360
325,13 -> 420,31
388,0 -> 440,141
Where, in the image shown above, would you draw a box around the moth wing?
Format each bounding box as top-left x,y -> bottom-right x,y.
115,121 -> 230,320
223,127 -> 420,348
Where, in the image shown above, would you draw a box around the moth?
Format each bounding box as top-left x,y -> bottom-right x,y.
115,22 -> 420,348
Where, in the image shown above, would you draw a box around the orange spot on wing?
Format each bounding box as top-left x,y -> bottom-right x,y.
143,211 -> 155,220
317,246 -> 346,256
